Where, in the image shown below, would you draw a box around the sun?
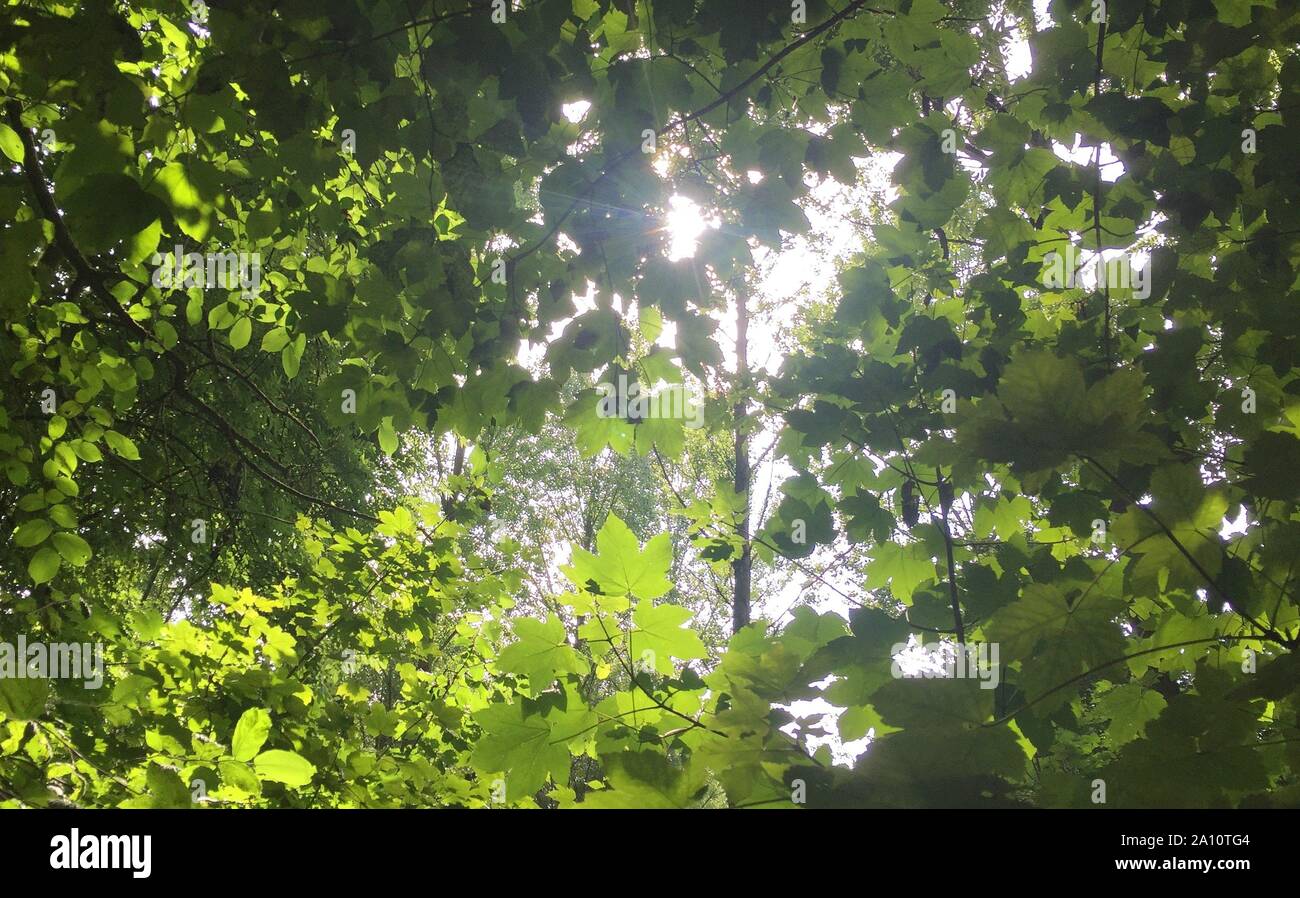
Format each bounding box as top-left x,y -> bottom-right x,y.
664,195 -> 711,260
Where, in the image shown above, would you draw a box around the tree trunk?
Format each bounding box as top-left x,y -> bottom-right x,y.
731,283 -> 752,633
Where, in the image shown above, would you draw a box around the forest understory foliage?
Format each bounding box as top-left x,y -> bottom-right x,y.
1,0 -> 1299,809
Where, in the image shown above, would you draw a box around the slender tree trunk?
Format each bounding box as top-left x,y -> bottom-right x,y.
731,283 -> 752,633
440,439 -> 466,517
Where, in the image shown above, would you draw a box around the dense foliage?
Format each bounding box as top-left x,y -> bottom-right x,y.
1,0 -> 1299,808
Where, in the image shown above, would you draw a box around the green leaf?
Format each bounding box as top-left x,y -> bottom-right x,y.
1212,0 -> 1273,26
260,326 -> 291,352
957,352 -> 1165,473
638,306 -> 663,343
51,531 -> 91,565
865,541 -> 934,603
1242,432 -> 1300,501
496,614 -> 590,694
150,162 -> 211,241
28,546 -> 61,584
231,707 -> 272,762
228,317 -> 252,350
153,319 -> 179,349
146,763 -> 192,808
0,676 -> 49,721
14,519 -> 52,547
1112,465 -> 1228,591
0,123 -> 24,163
104,430 -> 141,461
48,504 -> 77,528
1094,683 -> 1167,746
471,701 -> 588,802
219,759 -> 262,797
282,333 -> 306,379
61,174 -> 162,254
872,676 -> 995,728
628,598 -> 708,674
377,418 -> 398,455
579,750 -> 708,808
253,749 -> 316,787
562,514 -> 674,598
245,208 -> 280,241
985,584 -> 1127,708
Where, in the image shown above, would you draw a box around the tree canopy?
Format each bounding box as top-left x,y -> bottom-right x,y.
1,0 -> 1299,809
